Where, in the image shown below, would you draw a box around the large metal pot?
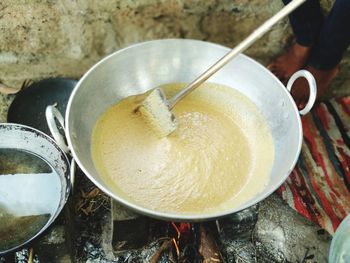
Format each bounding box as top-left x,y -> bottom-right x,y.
46,39 -> 316,221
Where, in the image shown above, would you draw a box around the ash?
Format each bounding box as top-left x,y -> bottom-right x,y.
14,249 -> 40,263
83,240 -> 169,263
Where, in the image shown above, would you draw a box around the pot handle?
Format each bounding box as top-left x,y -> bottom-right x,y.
46,105 -> 70,153
286,69 -> 317,115
46,104 -> 75,193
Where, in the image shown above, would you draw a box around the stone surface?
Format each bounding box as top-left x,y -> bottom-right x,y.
218,204 -> 259,262
0,0 -> 348,98
254,194 -> 332,263
112,201 -> 139,221
216,194 -> 332,263
0,93 -> 14,122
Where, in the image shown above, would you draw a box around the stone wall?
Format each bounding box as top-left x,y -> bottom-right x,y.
0,0 -> 349,97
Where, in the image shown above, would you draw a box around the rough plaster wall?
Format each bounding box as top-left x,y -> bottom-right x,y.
0,0 -> 348,97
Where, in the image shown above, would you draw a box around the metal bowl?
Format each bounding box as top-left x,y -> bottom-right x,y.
0,123 -> 71,254
46,39 -> 316,221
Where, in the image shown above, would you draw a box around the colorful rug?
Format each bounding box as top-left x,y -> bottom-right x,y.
277,96 -> 350,234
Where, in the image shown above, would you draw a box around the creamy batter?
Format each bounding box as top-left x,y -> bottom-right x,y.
91,83 -> 274,214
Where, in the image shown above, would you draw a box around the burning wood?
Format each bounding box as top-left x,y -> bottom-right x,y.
28,248 -> 34,263
172,222 -> 181,240
170,222 -> 206,262
172,238 -> 180,257
150,240 -> 171,263
171,222 -> 194,260
115,221 -> 223,262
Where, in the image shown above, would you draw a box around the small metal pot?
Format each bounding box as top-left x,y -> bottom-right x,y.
0,123 -> 71,254
46,39 -> 316,221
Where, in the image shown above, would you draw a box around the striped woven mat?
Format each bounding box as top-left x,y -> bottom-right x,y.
277,96 -> 350,234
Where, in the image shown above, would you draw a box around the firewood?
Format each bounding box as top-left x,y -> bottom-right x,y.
199,224 -> 224,263
150,240 -> 171,263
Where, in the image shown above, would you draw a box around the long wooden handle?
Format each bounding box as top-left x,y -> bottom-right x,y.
168,0 -> 306,108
